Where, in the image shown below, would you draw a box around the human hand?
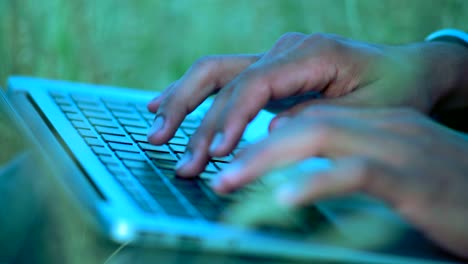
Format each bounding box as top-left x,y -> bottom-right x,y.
147,32 -> 468,177
211,106 -> 468,258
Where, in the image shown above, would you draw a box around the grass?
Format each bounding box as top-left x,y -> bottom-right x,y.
1,0 -> 468,91
0,1 -> 468,263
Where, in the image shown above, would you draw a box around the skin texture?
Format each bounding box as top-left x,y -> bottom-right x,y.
146,32 -> 468,258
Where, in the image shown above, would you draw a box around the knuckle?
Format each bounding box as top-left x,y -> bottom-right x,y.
309,120 -> 337,144
239,67 -> 271,90
277,32 -> 307,43
193,55 -> 220,73
303,33 -> 341,51
306,32 -> 330,42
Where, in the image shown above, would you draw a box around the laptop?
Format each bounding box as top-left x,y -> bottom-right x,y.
1,76 -> 461,264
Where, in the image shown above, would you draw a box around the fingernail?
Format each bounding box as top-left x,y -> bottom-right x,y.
176,151 -> 192,170
209,132 -> 224,154
210,162 -> 242,190
273,117 -> 290,129
276,184 -> 298,206
147,116 -> 165,138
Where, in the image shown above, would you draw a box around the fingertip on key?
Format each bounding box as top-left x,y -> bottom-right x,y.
209,132 -> 225,155
147,116 -> 165,143
211,162 -> 243,193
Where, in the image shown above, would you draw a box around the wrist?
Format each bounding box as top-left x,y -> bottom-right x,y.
405,41 -> 468,112
424,29 -> 468,112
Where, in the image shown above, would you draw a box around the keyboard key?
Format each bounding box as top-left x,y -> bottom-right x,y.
60,105 -> 80,113
135,104 -> 151,113
118,118 -> 147,128
78,128 -> 97,138
168,137 -> 189,146
106,164 -> 128,176
130,133 -> 148,142
84,137 -> 105,147
116,151 -> 146,161
152,159 -> 177,170
101,134 -> 132,144
66,113 -> 84,121
71,120 -> 91,129
205,162 -> 218,173
182,127 -> 196,136
94,126 -> 126,136
53,97 -> 73,105
174,129 -> 186,139
123,160 -> 153,170
180,121 -> 199,129
112,111 -> 140,120
77,102 -> 105,112
125,126 -> 148,135
141,112 -> 155,121
108,142 -> 140,152
82,110 -> 112,120
49,91 -> 67,99
146,151 -> 176,161
105,103 -> 135,113
101,97 -> 128,105
99,155 -> 119,166
169,144 -> 185,153
88,118 -> 118,128
130,168 -> 158,182
139,142 -> 170,153
92,146 -> 112,156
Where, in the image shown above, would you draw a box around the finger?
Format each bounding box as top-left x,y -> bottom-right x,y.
147,54 -> 261,145
147,81 -> 178,113
175,90 -> 233,177
275,157 -> 372,205
211,107 -> 398,194
207,49 -> 338,157
276,156 -> 404,209
210,114 -> 361,193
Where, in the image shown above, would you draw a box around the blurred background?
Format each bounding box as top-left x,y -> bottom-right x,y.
1,1 -> 468,263
1,0 -> 468,91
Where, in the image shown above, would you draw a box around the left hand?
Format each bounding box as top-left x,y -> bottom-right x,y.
211,106 -> 468,258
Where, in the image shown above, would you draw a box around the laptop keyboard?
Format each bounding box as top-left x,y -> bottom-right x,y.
48,91 -> 254,220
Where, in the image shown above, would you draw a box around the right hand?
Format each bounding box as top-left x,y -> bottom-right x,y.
146,32 -> 468,177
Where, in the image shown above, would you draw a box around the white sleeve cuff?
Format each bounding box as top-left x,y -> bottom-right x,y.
425,28 -> 468,48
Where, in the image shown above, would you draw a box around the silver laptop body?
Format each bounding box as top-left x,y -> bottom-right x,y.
4,76 -> 459,264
